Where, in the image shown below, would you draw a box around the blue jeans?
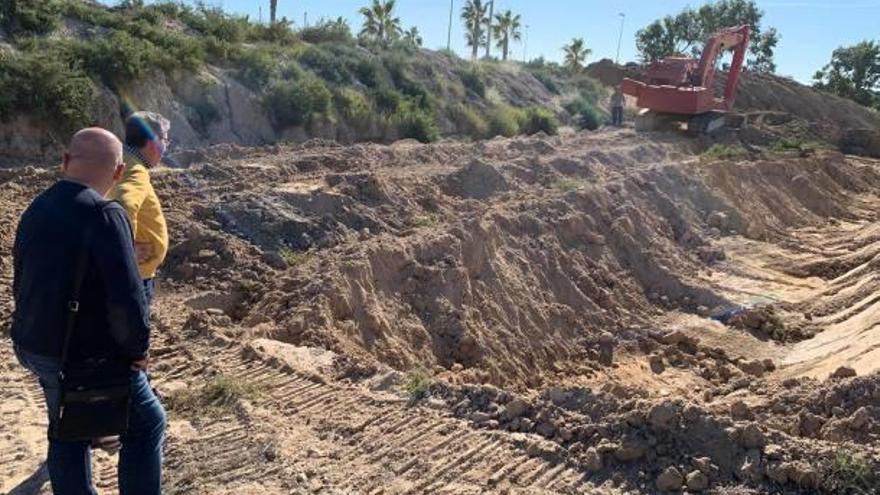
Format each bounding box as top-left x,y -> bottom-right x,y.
14,347 -> 166,495
143,278 -> 155,307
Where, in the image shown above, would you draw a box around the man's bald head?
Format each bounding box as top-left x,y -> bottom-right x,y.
62,127 -> 125,196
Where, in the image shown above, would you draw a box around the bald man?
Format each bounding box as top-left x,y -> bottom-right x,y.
11,128 -> 165,495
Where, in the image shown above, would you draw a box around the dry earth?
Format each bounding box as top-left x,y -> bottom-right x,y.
2,124 -> 880,494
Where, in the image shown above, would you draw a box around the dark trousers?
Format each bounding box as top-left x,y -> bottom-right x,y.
14,347 -> 166,495
143,278 -> 155,307
612,106 -> 624,126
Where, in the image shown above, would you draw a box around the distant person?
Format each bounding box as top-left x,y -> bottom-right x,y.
610,86 -> 625,127
112,111 -> 170,306
12,128 -> 165,494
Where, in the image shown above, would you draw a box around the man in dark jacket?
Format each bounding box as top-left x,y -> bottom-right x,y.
11,127 -> 165,495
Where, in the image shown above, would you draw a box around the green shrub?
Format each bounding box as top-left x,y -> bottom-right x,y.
564,96 -> 603,130
449,103 -> 489,139
0,50 -> 95,134
265,76 -> 332,128
701,144 -> 748,161
165,375 -> 258,417
76,31 -> 164,87
769,138 -> 821,156
297,45 -> 352,84
234,47 -> 278,91
402,368 -> 431,402
487,104 -> 523,138
249,21 -> 298,45
530,70 -> 560,95
459,66 -> 486,98
372,86 -> 403,113
189,93 -> 221,135
299,17 -> 352,44
521,107 -> 559,135
823,452 -> 877,494
1,0 -> 62,36
333,88 -> 371,125
193,6 -> 250,43
204,35 -> 243,62
354,58 -> 383,88
392,99 -> 439,143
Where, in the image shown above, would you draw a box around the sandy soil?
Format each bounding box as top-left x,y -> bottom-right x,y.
2,125 -> 879,494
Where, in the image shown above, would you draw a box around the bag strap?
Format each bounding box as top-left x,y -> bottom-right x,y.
58,203 -> 103,379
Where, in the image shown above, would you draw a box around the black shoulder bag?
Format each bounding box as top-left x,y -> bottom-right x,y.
52,209 -> 132,441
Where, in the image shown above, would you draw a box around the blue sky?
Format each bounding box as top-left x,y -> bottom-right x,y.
142,1 -> 880,83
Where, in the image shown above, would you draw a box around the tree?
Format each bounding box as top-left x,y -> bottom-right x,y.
635,0 -> 779,73
563,38 -> 591,73
403,26 -> 423,48
270,0 -> 277,24
461,0 -> 489,60
814,40 -> 880,109
359,0 -> 402,43
492,10 -> 521,62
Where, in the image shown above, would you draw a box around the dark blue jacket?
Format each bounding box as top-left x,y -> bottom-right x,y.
11,180 -> 150,363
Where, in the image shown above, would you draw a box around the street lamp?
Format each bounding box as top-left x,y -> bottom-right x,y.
616,12 -> 626,65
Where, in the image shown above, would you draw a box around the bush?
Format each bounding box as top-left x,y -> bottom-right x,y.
449,103 -> 489,139
165,375 -> 258,417
0,50 -> 95,134
192,6 -> 250,44
189,93 -> 221,135
234,47 -> 278,91
402,368 -> 431,402
76,31 -> 164,87
701,144 -> 748,161
265,76 -> 332,128
823,452 -> 877,494
392,99 -> 439,143
372,86 -> 403,113
297,45 -> 352,84
530,70 -> 560,94
459,66 -> 486,97
249,21 -> 298,45
333,88 -> 371,125
354,58 -> 383,88
521,107 -> 559,135
299,17 -> 352,44
487,104 -> 524,138
564,95 -> 603,130
1,0 -> 62,36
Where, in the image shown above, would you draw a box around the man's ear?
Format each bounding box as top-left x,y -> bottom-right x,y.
61,152 -> 70,173
113,163 -> 125,181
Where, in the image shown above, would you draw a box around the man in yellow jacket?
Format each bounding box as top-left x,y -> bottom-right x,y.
111,111 -> 170,306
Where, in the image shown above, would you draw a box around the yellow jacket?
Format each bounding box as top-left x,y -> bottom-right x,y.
111,151 -> 169,279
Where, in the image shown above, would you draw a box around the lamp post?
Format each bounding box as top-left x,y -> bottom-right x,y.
616,12 -> 626,65
447,0 -> 454,51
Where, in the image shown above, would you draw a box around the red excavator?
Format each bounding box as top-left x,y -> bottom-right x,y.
622,25 -> 751,134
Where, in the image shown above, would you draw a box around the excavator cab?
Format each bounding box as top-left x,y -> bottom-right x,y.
622,25 -> 751,134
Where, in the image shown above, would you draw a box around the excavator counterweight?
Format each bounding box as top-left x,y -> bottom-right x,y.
622,25 -> 751,134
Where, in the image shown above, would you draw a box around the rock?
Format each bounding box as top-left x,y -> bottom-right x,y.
849,406 -> 871,430
614,437 -> 647,462
765,444 -> 784,460
503,398 -> 529,420
697,305 -> 710,316
693,457 -> 713,474
536,421 -> 556,438
583,447 -> 603,472
765,462 -> 789,483
261,251 -> 287,269
469,412 -> 491,424
831,366 -> 857,379
649,354 -> 666,374
798,411 -> 825,438
660,329 -> 689,345
738,359 -> 765,377
789,463 -> 820,489
656,466 -> 684,492
686,470 -> 709,492
707,211 -> 730,230
730,400 -> 754,421
519,418 -> 534,432
648,402 -> 678,432
762,358 -> 776,372
559,427 -> 573,442
450,362 -> 464,372
739,423 -> 766,448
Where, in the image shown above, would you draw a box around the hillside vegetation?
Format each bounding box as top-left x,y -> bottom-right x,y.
0,0 -> 607,162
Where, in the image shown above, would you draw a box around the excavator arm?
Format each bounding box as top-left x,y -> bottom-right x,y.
693,25 -> 751,111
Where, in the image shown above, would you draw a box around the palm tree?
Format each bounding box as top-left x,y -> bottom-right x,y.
270,0 -> 277,24
461,0 -> 489,60
359,0 -> 403,43
404,26 -> 423,47
563,38 -> 592,73
492,10 -> 521,61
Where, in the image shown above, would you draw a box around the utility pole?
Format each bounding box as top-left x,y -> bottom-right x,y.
523,24 -> 529,63
616,13 -> 626,64
258,6 -> 262,24
304,12 -> 309,28
485,0 -> 494,59
447,0 -> 454,51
